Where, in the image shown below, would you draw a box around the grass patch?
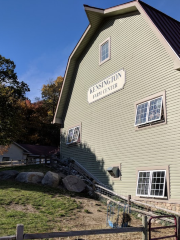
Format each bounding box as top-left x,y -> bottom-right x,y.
0,180 -> 79,236
0,164 -> 50,173
84,209 -> 91,214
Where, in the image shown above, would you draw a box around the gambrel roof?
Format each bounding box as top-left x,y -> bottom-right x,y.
53,0 -> 180,124
139,1 -> 180,58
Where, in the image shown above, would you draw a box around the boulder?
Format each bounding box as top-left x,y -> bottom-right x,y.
58,172 -> 66,179
16,172 -> 44,183
62,175 -> 86,193
0,170 -> 19,180
42,171 -> 60,187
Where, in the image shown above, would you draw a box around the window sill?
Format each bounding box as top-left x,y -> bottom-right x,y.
66,141 -> 81,146
135,120 -> 166,131
99,57 -> 111,66
136,196 -> 168,200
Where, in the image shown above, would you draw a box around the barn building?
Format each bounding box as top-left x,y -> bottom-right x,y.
53,0 -> 180,210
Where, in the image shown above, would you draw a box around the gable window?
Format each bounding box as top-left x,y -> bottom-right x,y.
137,170 -> 166,198
134,91 -> 166,128
2,157 -> 10,161
99,37 -> 111,65
66,125 -> 80,145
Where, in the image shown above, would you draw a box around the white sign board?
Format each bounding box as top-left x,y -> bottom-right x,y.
87,69 -> 125,103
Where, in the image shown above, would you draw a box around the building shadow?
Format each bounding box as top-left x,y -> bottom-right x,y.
60,133 -> 113,189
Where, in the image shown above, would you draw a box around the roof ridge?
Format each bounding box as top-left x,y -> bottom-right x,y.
105,0 -> 137,11
139,0 -> 180,24
83,4 -> 104,11
84,0 -> 137,12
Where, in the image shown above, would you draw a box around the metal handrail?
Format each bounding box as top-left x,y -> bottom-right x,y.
149,215 -> 177,240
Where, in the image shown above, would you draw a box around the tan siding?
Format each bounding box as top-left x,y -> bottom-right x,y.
61,12 -> 180,200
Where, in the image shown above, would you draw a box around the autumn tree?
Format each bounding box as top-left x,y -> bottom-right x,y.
0,55 -> 29,145
19,76 -> 64,146
41,76 -> 63,121
0,145 -> 9,155
16,99 -> 60,146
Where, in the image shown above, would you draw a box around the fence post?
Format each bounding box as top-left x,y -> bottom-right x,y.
142,215 -> 147,240
16,224 -> 24,240
177,216 -> 180,240
92,180 -> 96,192
127,195 -> 131,213
92,180 -> 97,198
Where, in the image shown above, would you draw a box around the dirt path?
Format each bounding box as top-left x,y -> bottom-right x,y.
54,197 -> 176,240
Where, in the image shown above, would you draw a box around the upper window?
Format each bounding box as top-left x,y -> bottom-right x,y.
66,125 -> 80,145
136,170 -> 166,198
134,91 -> 166,128
2,157 -> 10,161
135,96 -> 162,126
99,37 -> 111,65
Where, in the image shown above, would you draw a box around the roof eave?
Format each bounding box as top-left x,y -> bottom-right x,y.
13,142 -> 31,154
84,2 -> 138,22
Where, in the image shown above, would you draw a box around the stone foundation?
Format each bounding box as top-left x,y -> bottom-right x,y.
138,199 -> 180,213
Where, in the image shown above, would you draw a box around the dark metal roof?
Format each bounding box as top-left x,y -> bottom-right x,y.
139,0 -> 180,58
18,144 -> 58,156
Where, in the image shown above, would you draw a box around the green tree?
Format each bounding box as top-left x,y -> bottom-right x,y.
41,76 -> 63,121
0,55 -> 30,145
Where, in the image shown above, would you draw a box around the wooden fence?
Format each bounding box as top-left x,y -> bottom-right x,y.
0,159 -> 52,167
0,216 -> 147,240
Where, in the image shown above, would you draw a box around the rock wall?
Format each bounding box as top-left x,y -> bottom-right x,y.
138,199 -> 180,213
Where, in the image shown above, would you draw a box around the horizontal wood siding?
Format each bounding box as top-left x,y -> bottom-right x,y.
61,12 -> 180,200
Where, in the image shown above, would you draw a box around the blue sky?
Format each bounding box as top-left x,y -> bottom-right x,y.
1,0 -> 179,101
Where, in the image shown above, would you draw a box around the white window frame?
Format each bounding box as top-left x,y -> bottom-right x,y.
135,96 -> 163,126
136,170 -> 166,198
99,37 -> 111,65
66,125 -> 80,145
2,157 -> 10,161
134,91 -> 167,129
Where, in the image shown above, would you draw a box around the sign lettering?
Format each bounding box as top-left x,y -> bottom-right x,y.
87,69 -> 125,103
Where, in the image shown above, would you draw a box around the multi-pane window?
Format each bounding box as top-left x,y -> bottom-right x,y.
135,96 -> 163,126
101,41 -> 109,62
99,37 -> 110,65
136,170 -> 166,197
66,126 -> 80,145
